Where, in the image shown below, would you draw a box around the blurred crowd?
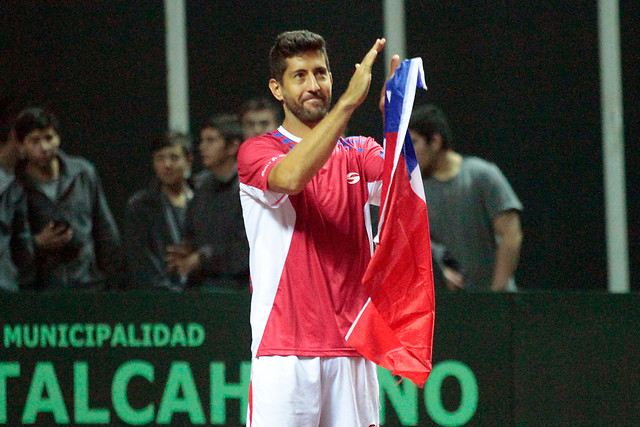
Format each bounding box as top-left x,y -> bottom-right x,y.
0,95 -> 522,293
0,96 -> 280,293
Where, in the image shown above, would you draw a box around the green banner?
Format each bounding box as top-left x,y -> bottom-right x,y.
2,292 -> 638,425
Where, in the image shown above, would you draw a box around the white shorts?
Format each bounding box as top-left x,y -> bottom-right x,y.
247,355 -> 380,427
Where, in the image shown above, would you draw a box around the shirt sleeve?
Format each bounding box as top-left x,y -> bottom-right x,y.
237,135 -> 289,207
478,161 -> 523,220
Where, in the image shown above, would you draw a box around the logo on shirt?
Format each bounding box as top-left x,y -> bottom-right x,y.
346,172 -> 360,184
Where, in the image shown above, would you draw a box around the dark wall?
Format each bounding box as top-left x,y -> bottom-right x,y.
406,2 -> 605,290
1,1 -> 168,227
2,1 -> 637,290
186,0 -> 385,139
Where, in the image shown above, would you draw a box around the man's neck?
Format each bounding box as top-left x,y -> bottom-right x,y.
209,161 -> 237,181
27,158 -> 60,182
162,182 -> 191,207
431,151 -> 462,181
281,111 -> 317,139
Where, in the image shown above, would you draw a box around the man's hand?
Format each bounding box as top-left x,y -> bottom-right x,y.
379,54 -> 402,114
166,245 -> 201,275
443,266 -> 465,291
338,38 -> 387,111
35,222 -> 73,250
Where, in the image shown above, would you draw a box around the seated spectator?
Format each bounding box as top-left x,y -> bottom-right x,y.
123,132 -> 194,291
239,97 -> 280,140
166,114 -> 249,292
0,97 -> 33,292
14,106 -> 121,290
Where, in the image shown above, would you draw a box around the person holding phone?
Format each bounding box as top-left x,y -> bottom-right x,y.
14,106 -> 121,290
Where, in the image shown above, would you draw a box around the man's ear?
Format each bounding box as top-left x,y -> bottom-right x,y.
185,151 -> 194,166
431,133 -> 444,151
269,78 -> 284,101
11,130 -> 26,156
10,129 -> 21,146
228,138 -> 242,157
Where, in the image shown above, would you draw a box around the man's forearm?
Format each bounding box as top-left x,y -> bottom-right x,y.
268,99 -> 356,194
491,237 -> 521,291
268,38 -> 386,195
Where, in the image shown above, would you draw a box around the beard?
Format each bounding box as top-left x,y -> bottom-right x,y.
283,92 -> 331,126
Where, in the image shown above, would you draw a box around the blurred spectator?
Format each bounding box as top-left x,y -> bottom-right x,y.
0,97 -> 33,292
409,104 -> 523,292
123,132 -> 194,291
239,97 -> 280,140
166,114 -> 249,291
14,106 -> 121,290
190,99 -> 278,187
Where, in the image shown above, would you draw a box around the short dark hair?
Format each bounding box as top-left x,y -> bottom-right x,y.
239,97 -> 279,118
269,30 -> 330,82
200,114 -> 243,146
150,132 -> 193,157
409,104 -> 453,149
13,106 -> 60,142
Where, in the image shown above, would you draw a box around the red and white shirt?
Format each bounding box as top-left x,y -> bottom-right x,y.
237,126 -> 384,358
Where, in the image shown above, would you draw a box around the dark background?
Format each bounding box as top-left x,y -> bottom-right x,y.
1,1 -> 637,290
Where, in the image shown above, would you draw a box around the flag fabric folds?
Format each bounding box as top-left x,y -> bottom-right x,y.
346,58 -> 435,387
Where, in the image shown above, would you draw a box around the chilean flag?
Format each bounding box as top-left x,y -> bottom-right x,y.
346,58 -> 434,387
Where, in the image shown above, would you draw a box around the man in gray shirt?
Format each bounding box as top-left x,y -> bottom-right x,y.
409,104 -> 523,291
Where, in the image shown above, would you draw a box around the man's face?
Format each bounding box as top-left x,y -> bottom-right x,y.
276,50 -> 332,126
21,127 -> 60,169
242,109 -> 278,140
410,130 -> 440,176
199,127 -> 230,169
152,144 -> 191,188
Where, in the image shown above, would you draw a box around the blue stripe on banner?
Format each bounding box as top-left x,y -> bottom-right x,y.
384,58 -> 427,179
403,132 -> 419,176
384,61 -> 413,133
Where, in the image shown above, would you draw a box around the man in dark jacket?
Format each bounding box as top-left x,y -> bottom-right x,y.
166,114 -> 249,291
14,106 -> 121,290
0,97 -> 33,292
123,132 -> 193,290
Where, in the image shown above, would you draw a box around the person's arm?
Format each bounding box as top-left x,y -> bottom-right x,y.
10,190 -> 35,288
431,240 -> 464,291
166,245 -> 202,276
268,38 -> 387,195
90,170 -> 123,288
491,210 -> 522,291
123,198 -> 175,290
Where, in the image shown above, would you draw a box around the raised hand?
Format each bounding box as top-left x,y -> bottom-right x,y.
339,38 -> 386,110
